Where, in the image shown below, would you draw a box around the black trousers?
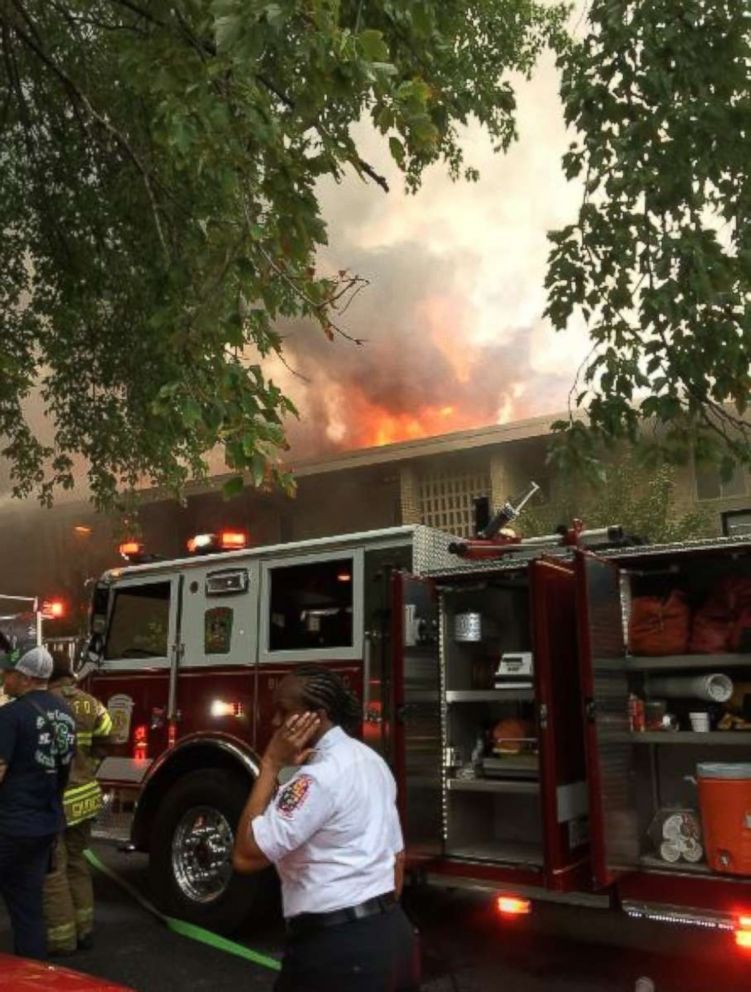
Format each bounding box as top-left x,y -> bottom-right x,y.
275,904 -> 421,992
0,831 -> 56,960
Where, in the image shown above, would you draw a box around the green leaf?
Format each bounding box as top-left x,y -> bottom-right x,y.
358,29 -> 388,62
214,16 -> 241,52
389,136 -> 405,165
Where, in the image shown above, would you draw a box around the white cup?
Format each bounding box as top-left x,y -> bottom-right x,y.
689,712 -> 710,732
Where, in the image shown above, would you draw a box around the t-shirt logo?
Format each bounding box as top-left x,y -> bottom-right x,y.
277,775 -> 312,818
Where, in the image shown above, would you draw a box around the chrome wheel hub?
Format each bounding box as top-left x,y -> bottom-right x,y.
171,806 -> 234,904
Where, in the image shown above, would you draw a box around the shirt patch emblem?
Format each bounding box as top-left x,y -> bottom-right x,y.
277,775 -> 312,818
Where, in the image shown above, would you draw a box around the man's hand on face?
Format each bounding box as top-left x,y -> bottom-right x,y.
263,712 -> 321,772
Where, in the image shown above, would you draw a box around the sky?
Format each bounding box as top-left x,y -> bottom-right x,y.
263,50 -> 592,463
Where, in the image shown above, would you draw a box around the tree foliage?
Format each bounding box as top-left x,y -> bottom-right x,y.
523,449 -> 713,545
0,0 -> 565,509
546,0 -> 751,477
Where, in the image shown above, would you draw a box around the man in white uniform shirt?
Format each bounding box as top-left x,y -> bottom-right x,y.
233,665 -> 419,991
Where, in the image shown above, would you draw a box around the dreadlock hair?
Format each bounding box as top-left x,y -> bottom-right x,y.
291,664 -> 361,734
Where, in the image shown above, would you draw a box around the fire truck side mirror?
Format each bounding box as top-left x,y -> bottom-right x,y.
85,632 -> 105,667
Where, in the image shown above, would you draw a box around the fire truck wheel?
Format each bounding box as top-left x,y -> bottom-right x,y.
149,769 -> 277,934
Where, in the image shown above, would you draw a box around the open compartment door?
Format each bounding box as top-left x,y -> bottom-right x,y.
575,551 -> 639,887
392,572 -> 442,860
530,557 -> 590,891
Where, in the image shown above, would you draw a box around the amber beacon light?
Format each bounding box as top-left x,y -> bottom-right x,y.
735,915 -> 751,949
496,896 -> 532,917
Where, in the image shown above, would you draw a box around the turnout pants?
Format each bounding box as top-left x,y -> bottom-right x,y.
275,904 -> 420,992
0,831 -> 56,960
43,818 -> 94,953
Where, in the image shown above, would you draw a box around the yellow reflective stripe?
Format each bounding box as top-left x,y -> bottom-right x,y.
77,732 -> 94,744
65,791 -> 103,826
47,923 -> 76,939
64,782 -> 101,801
94,711 -> 113,736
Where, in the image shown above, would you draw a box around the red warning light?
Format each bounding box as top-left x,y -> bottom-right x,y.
41,600 -> 65,620
133,723 -> 149,762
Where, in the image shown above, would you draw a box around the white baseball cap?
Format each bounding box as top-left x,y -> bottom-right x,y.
0,645 -> 53,680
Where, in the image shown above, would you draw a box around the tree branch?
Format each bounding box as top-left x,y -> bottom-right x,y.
355,156 -> 390,193
105,0 -> 169,29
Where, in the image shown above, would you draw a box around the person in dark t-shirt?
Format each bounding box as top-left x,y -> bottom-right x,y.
0,645 -> 75,959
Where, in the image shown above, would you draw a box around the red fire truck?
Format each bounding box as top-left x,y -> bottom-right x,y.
82,524 -> 751,949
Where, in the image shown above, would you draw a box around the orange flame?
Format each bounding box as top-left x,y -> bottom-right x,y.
349,398 -> 480,448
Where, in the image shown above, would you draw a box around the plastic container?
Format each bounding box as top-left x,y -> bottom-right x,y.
697,763 -> 751,875
689,712 -> 710,732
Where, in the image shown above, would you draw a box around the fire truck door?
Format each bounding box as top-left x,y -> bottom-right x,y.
530,558 -> 589,891
362,546 -> 411,763
392,572 -> 441,859
575,551 -> 639,887
92,574 -> 182,772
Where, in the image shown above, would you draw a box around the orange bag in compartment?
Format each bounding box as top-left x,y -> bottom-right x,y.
629,591 -> 691,656
732,606 -> 751,652
690,577 -> 751,654
690,605 -> 731,653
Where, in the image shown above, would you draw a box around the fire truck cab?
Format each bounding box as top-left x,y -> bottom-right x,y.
84,525 -> 454,932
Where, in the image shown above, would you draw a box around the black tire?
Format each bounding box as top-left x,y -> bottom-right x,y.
149,768 -> 278,934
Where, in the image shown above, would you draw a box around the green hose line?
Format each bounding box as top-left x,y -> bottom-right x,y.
84,848 -> 282,973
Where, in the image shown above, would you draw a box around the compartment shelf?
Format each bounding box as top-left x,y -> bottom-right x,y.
639,855 -> 714,876
623,731 -> 751,745
481,755 -> 539,778
447,841 -> 544,867
446,777 -> 539,795
627,653 -> 751,671
446,688 -> 534,703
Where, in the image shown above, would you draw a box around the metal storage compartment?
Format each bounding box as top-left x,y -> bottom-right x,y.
578,540 -> 751,885
395,556 -> 589,891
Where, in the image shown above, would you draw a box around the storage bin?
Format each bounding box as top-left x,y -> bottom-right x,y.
697,763 -> 751,875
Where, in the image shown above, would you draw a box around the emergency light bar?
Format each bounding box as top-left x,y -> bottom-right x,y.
119,541 -> 144,560
187,531 -> 248,555
118,541 -> 160,565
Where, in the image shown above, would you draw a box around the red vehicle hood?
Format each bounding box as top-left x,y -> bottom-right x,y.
0,954 -> 135,991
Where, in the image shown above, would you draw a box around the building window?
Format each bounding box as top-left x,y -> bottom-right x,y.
205,607 -> 233,654
268,558 -> 354,652
722,510 -> 751,538
695,464 -> 747,501
418,470 -> 491,537
104,582 -> 171,660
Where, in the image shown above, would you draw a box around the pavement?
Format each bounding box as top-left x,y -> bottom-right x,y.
1,841 -> 750,991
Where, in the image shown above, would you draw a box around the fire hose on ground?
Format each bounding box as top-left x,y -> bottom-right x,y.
83,848 -> 281,974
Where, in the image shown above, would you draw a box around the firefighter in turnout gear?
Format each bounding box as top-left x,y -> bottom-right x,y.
43,654 -> 112,955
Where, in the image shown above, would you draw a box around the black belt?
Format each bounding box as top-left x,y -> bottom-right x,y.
286,892 -> 396,938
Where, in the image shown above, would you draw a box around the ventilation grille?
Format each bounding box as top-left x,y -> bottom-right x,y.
418,471 -> 490,538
